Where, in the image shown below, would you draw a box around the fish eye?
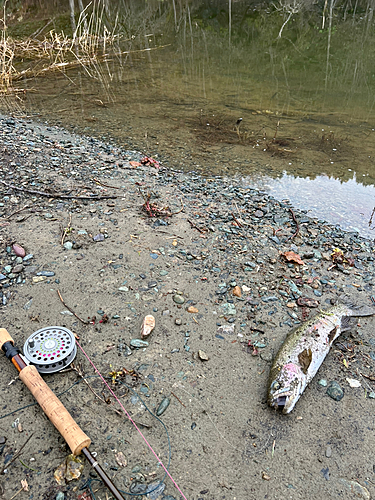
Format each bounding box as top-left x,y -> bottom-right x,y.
272,381 -> 280,391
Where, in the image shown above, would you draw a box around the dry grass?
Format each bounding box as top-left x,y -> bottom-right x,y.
0,0 -> 121,93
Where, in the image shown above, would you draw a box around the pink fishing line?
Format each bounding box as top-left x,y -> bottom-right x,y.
76,340 -> 188,500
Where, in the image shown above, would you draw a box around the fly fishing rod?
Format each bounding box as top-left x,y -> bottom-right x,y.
0,327 -> 125,500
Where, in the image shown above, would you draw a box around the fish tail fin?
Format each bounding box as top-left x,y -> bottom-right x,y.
338,294 -> 375,317
349,305 -> 375,317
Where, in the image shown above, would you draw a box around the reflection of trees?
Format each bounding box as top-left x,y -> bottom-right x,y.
3,0 -> 375,188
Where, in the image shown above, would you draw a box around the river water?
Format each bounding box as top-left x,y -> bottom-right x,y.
3,0 -> 375,239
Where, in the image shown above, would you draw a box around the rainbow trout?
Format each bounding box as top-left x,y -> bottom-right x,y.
268,302 -> 375,414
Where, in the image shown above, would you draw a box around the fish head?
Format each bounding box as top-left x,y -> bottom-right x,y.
268,363 -> 306,414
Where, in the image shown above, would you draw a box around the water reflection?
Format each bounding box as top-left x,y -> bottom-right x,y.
244,172 -> 375,239
2,0 -> 375,238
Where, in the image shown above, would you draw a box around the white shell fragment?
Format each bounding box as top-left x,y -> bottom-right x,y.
141,314 -> 156,339
346,378 -> 361,388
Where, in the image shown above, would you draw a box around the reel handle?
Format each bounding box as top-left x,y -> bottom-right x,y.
0,328 -> 91,455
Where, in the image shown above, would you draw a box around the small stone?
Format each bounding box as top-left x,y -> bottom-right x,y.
93,233 -> 105,242
262,472 -> 271,480
346,378 -> 361,388
338,479 -> 370,499
326,381 -> 344,401
146,481 -> 165,500
325,445 -> 332,458
36,271 -> 55,277
63,242 -> 73,250
12,244 -> 26,258
23,254 -> 34,261
175,318 -> 182,325
130,339 -> 149,348
198,350 -> 209,361
156,397 -> 170,416
318,379 -> 328,387
12,264 -> 23,273
187,306 -> 198,313
173,294 -> 185,305
118,286 -> 129,292
56,492 -> 65,500
0,436 -> 6,445
232,285 -> 241,297
32,276 -> 46,283
219,302 -> 236,316
217,324 -> 235,335
141,315 -> 155,339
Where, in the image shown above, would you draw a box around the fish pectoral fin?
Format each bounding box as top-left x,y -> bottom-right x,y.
298,348 -> 313,374
340,316 -> 355,333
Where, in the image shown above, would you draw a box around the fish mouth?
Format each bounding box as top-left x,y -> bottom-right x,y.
269,389 -> 293,411
275,395 -> 287,408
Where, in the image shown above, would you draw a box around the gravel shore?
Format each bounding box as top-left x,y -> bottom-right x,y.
0,114 -> 374,500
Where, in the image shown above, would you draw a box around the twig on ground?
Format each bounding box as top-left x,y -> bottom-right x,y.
1,434 -> 34,475
93,178 -> 121,189
0,180 -> 117,200
187,219 -> 206,234
171,391 -> 186,407
4,205 -> 31,219
57,290 -> 89,324
369,207 -> 375,228
231,212 -> 243,228
287,208 -> 299,240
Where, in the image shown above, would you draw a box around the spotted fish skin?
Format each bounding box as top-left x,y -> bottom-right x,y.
268,303 -> 375,414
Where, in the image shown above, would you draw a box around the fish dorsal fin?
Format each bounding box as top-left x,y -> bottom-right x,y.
298,348 -> 313,374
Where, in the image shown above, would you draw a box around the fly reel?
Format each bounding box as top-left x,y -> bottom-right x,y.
23,326 -> 77,374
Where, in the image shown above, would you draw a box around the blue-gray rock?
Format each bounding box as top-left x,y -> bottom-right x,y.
326,381 -> 344,401
146,481 -> 165,500
63,242 -> 73,250
130,339 -> 149,348
219,303 -> 236,316
56,492 -> 65,500
156,397 -> 170,416
37,271 -> 55,277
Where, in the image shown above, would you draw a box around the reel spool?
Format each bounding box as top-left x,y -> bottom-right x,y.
23,326 -> 77,374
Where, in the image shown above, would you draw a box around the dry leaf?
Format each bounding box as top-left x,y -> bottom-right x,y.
282,251 -> 304,265
115,451 -> 127,467
21,479 -> 29,491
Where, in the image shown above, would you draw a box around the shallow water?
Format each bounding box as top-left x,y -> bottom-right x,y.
3,0 -> 375,239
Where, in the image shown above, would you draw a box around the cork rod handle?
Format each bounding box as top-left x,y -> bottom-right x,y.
0,328 -> 91,455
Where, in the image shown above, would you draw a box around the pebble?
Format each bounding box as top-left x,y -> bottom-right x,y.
156,397 -> 170,416
219,303 -> 236,315
325,445 -> 332,458
198,350 -> 209,361
217,324 -> 235,335
318,379 -> 328,387
173,294 -> 185,304
63,242 -> 73,250
187,306 -> 198,313
338,479 -> 370,499
55,493 -> 65,500
146,481 -> 165,500
175,318 -> 182,325
0,437 -> 6,445
130,339 -> 149,348
326,381 -> 344,401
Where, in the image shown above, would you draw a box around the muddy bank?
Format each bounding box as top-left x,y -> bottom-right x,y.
0,114 -> 374,500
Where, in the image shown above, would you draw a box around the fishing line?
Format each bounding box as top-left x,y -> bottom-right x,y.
0,375 -> 172,498
76,339 -> 188,500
